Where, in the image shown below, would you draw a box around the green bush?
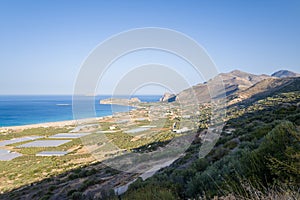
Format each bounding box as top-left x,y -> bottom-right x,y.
223,140 -> 238,150
39,195 -> 51,200
192,158 -> 209,172
71,192 -> 83,200
242,121 -> 300,186
121,185 -> 178,200
68,173 -> 79,180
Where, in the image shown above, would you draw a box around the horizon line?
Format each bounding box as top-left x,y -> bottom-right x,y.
0,94 -> 164,96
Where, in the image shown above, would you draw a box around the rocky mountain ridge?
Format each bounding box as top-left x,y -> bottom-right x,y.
161,69 -> 299,104
271,70 -> 300,78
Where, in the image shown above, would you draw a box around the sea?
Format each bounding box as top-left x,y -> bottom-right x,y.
0,95 -> 161,127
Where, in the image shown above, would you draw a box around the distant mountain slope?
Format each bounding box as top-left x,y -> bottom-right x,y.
229,77 -> 300,105
219,70 -> 270,91
176,70 -> 270,103
271,70 -> 300,78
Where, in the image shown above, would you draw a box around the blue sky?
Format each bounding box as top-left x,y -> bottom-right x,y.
0,0 -> 299,94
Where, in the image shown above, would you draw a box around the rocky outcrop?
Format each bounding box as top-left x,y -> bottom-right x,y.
159,93 -> 176,102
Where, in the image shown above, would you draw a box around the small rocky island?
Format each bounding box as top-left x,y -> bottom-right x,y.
159,93 -> 176,102
100,97 -> 141,106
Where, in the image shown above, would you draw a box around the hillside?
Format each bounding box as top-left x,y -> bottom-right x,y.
229,76 -> 300,105
119,75 -> 300,199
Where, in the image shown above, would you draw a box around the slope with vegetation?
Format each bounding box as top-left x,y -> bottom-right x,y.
118,76 -> 300,199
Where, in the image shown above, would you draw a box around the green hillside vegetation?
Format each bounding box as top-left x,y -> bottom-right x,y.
118,91 -> 300,199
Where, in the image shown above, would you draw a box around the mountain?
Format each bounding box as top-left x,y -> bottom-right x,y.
219,70 -> 270,91
175,70 -> 270,104
172,69 -> 300,104
271,70 -> 300,78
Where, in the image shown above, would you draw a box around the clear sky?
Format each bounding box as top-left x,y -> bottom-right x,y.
0,0 -> 299,95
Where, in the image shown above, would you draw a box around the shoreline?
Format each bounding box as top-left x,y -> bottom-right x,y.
0,116 -> 111,131
0,96 -> 159,132
0,104 -> 132,131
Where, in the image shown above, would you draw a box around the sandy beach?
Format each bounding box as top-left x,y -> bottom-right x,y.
0,117 -> 109,131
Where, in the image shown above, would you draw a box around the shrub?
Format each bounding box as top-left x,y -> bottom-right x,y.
39,194 -> 51,200
223,140 -> 238,150
71,192 -> 83,200
242,121 -> 300,186
121,185 -> 178,200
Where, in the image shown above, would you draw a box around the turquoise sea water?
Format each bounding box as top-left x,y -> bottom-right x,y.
0,95 -> 160,127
